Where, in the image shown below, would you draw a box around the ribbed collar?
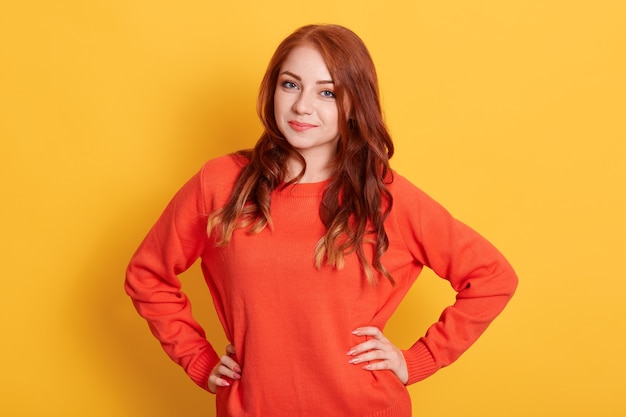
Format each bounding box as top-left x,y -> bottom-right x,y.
276,178 -> 332,197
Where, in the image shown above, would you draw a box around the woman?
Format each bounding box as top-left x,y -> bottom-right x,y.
125,24 -> 517,417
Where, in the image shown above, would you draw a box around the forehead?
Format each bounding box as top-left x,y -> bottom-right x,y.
280,44 -> 332,80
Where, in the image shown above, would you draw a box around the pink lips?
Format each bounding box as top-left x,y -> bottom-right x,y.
288,120 -> 317,132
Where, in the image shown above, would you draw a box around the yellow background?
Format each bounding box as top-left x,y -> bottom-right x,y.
1,1 -> 624,416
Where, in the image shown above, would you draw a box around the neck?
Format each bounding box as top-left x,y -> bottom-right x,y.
287,154 -> 334,183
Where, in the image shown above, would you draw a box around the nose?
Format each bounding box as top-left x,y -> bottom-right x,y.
292,91 -> 313,115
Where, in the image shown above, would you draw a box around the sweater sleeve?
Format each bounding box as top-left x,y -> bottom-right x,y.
124,166 -> 220,391
391,175 -> 518,385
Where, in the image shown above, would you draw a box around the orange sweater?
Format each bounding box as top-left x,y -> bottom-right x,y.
125,155 -> 517,417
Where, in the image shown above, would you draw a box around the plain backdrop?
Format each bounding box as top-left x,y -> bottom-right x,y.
1,1 -> 625,416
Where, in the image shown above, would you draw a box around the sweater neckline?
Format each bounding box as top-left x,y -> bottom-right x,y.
277,178 -> 331,196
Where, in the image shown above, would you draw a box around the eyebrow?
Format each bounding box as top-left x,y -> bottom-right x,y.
280,70 -> 333,85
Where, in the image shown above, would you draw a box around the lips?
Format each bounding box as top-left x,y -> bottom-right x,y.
288,120 -> 317,132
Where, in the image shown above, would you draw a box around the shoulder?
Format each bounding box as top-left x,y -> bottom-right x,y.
199,153 -> 249,187
386,169 -> 454,222
197,153 -> 249,209
200,153 -> 248,178
387,170 -> 433,204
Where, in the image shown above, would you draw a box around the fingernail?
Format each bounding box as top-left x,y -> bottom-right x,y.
234,365 -> 242,373
346,349 -> 356,356
348,358 -> 359,364
352,329 -> 361,335
233,373 -> 241,379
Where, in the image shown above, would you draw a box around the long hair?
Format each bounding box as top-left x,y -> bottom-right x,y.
208,24 -> 395,284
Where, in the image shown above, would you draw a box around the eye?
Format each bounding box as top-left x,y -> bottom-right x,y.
281,81 -> 298,90
320,90 -> 336,99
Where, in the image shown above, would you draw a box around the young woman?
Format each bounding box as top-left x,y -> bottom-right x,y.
125,24 -> 517,417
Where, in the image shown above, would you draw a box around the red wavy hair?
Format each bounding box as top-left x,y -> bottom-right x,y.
208,24 -> 395,284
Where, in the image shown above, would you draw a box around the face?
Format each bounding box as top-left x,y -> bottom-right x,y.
274,44 -> 340,169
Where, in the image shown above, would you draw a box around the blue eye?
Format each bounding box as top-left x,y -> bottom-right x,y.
321,90 -> 335,98
282,81 -> 298,89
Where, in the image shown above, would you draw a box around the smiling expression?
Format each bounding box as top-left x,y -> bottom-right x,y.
274,44 -> 340,169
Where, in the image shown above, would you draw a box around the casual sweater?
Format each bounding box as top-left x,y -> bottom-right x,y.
125,154 -> 518,417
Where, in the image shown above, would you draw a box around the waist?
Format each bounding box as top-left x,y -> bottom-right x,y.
216,369 -> 411,417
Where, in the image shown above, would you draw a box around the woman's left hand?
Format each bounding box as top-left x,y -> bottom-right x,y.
347,326 -> 409,384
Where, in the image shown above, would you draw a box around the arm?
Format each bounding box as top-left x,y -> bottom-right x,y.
394,175 -> 518,384
124,168 -> 220,391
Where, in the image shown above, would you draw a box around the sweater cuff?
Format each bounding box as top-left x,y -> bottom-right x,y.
187,348 -> 221,392
402,339 -> 438,385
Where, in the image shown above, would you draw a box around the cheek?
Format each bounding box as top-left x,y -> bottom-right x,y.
273,89 -> 289,115
273,90 -> 282,115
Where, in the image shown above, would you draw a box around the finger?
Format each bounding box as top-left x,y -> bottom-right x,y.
360,354 -> 409,384
352,326 -> 389,343
217,363 -> 242,380
361,360 -> 392,371
347,338 -> 391,356
211,374 -> 232,386
220,354 -> 242,374
218,356 -> 241,378
208,374 -> 231,393
223,344 -> 242,373
348,350 -> 388,365
348,343 -> 399,363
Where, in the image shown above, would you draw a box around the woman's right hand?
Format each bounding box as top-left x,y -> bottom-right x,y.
208,344 -> 241,393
